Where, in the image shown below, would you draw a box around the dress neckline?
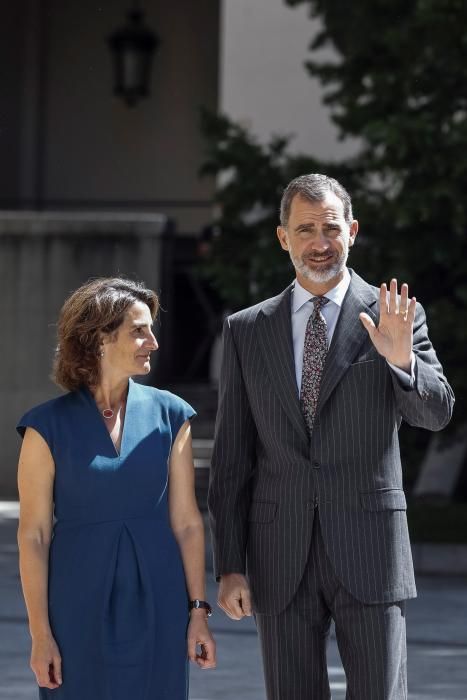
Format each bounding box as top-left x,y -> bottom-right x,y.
80,378 -> 134,457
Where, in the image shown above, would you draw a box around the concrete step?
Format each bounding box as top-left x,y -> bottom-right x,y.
194,458 -> 211,470
192,438 -> 214,461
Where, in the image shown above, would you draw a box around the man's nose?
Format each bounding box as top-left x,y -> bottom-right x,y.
309,230 -> 330,251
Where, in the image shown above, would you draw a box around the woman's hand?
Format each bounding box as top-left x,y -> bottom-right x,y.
30,633 -> 62,689
187,611 -> 216,669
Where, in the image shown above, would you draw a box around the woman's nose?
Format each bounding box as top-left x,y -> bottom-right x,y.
148,332 -> 158,350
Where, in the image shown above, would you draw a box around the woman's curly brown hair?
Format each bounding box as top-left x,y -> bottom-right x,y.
53,277 -> 159,391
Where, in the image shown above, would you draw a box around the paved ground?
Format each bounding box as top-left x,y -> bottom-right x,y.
2,502 -> 467,700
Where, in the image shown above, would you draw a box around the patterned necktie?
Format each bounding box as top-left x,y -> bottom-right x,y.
300,296 -> 329,434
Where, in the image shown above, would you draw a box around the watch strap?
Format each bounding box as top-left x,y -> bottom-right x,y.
189,599 -> 212,616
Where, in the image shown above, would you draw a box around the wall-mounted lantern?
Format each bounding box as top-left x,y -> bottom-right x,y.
108,3 -> 159,107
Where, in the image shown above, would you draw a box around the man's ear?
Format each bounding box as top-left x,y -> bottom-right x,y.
277,226 -> 289,251
348,219 -> 359,247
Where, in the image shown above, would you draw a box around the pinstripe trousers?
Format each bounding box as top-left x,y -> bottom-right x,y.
255,516 -> 407,700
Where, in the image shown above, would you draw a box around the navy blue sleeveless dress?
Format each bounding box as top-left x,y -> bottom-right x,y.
17,379 -> 195,700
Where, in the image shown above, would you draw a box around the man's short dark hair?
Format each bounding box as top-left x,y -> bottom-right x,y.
280,173 -> 354,227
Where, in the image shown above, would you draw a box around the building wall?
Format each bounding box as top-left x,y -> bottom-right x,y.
3,0 -> 219,233
220,0 -> 358,160
0,212 -> 167,497
0,3 -> 23,203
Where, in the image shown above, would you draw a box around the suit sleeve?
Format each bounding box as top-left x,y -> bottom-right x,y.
208,317 -> 257,579
389,302 -> 455,430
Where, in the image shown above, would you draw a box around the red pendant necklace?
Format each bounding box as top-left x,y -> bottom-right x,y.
102,397 -> 126,420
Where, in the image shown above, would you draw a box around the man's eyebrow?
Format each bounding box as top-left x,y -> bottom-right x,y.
294,220 -> 341,231
295,222 -> 316,231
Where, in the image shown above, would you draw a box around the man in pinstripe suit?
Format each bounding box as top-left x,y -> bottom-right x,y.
208,174 -> 454,699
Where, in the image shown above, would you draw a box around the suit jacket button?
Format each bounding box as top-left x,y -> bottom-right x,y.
312,460 -> 320,469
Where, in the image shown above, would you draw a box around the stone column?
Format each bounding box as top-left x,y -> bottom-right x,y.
0,211 -> 167,497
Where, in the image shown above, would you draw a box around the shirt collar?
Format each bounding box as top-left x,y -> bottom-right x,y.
292,267 -> 351,314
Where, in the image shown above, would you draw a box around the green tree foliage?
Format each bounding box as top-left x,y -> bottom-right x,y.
284,0 -> 467,423
200,111 -> 296,309
201,0 -> 466,434
200,111 -> 363,308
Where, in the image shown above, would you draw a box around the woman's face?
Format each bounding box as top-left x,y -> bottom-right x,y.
101,301 -> 158,379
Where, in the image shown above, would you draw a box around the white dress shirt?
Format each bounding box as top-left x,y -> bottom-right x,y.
291,269 -> 414,395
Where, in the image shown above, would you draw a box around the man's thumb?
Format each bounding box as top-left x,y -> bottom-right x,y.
359,312 -> 375,336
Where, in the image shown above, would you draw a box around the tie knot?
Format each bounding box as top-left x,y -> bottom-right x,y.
312,296 -> 329,312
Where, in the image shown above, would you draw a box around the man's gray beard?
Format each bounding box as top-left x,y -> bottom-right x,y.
289,249 -> 348,284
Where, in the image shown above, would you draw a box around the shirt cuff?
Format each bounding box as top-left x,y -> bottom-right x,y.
387,353 -> 415,388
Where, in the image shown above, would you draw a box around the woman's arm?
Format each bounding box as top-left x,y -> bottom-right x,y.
169,420 -> 216,669
17,427 -> 62,689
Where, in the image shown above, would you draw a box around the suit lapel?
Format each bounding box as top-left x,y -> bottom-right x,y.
315,270 -> 378,418
258,285 -> 309,445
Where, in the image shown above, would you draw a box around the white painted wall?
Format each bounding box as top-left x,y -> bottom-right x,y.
220,0 -> 358,160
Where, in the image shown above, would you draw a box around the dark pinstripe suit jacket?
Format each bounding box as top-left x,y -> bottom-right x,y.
208,270 -> 454,614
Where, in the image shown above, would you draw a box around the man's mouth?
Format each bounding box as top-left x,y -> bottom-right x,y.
306,255 -> 334,264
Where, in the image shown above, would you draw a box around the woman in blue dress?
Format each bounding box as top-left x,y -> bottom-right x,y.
16,277 -> 216,699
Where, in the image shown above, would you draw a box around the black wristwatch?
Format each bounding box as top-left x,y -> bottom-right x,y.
189,599 -> 212,617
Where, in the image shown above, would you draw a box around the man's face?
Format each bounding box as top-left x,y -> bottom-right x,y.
277,192 -> 358,286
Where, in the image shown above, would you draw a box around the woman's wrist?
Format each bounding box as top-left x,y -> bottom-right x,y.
30,626 -> 53,641
188,599 -> 212,617
189,607 -> 210,616
29,615 -> 53,640
189,611 -> 210,624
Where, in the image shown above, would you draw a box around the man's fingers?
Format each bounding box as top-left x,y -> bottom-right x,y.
400,283 -> 409,315
218,595 -> 245,620
389,278 -> 398,314
380,279 -> 414,319
218,584 -> 251,619
408,296 -> 417,323
359,312 -> 376,337
217,576 -> 252,620
240,587 -> 253,616
379,283 -> 388,316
